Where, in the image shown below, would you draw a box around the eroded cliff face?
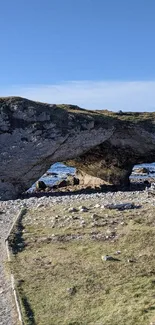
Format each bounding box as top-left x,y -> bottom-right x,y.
1,96 -> 155,200
67,126 -> 155,186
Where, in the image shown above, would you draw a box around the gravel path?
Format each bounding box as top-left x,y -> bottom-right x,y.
0,188 -> 153,325
0,204 -> 20,325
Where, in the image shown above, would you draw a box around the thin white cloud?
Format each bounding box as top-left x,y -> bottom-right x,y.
1,80 -> 155,111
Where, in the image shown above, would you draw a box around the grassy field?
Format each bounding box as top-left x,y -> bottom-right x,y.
9,199 -> 155,325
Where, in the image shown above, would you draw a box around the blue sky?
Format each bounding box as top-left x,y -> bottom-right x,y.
1,0 -> 155,111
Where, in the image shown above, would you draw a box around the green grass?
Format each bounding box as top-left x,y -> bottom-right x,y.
9,200 -> 155,325
2,97 -> 155,135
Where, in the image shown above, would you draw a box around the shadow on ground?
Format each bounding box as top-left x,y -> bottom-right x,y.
21,181 -> 150,200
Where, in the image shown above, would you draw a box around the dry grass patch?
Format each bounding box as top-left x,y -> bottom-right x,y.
9,200 -> 155,325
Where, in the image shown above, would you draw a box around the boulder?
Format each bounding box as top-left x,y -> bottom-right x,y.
36,180 -> 46,190
54,176 -> 79,189
54,179 -> 68,188
66,175 -> 79,186
133,167 -> 149,174
1,97 -> 155,199
75,170 -> 105,187
103,203 -> 135,210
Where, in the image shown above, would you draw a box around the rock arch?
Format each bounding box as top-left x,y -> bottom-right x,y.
1,97 -> 155,200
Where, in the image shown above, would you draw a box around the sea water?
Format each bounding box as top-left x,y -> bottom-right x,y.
131,163 -> 155,179
29,163 -> 76,191
29,162 -> 155,192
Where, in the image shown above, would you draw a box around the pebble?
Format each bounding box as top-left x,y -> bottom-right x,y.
116,251 -> 121,255
79,206 -> 88,212
67,286 -> 76,295
127,258 -> 136,263
72,215 -> 79,220
94,204 -> 100,208
68,207 -> 77,213
37,204 -> 44,208
91,213 -> 99,219
102,255 -> 120,261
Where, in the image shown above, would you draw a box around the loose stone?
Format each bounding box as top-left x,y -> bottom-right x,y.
102,255 -> 120,261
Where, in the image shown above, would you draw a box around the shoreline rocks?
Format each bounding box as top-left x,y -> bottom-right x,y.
133,167 -> 149,174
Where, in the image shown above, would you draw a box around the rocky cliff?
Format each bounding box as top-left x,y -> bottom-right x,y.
1,97 -> 155,200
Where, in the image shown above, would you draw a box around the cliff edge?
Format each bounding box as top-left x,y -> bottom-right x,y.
1,97 -> 155,199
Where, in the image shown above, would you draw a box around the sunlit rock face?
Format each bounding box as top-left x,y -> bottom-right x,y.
1,96 -> 155,200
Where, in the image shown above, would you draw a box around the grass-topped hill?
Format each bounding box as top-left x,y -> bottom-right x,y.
1,96 -> 155,122
1,96 -> 155,200
9,197 -> 155,325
